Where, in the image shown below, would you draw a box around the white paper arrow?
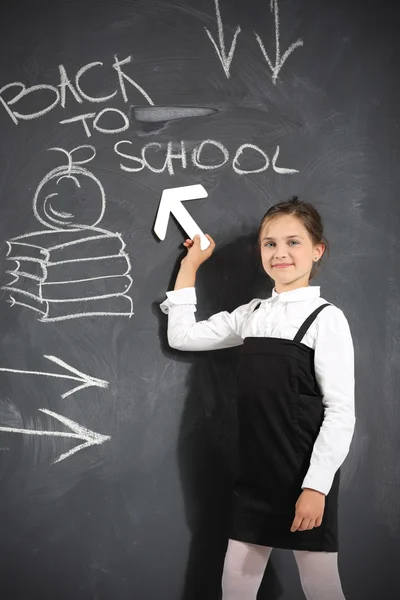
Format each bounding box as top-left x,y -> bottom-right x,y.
0,355 -> 109,399
0,408 -> 110,463
154,184 -> 210,250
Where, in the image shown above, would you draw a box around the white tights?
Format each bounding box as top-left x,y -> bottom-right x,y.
221,539 -> 346,600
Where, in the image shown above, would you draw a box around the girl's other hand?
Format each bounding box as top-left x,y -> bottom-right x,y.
290,489 -> 325,532
181,234 -> 216,270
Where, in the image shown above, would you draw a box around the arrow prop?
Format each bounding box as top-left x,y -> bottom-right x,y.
0,408 -> 110,463
154,184 -> 210,250
0,355 -> 109,399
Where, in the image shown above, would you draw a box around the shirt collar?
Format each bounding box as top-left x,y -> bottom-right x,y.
269,286 -> 321,303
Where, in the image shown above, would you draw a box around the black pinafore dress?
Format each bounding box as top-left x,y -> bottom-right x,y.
230,303 -> 341,552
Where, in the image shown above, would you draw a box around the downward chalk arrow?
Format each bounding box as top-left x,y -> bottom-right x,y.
205,0 -> 241,79
255,0 -> 303,84
0,355 -> 109,399
154,184 -> 210,250
0,408 -> 110,463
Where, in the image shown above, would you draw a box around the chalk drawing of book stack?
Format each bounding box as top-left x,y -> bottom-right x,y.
2,146 -> 133,322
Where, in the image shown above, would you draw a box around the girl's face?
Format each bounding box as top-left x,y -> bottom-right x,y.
260,214 -> 325,292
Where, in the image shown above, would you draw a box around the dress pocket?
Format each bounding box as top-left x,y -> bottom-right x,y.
296,394 -> 324,449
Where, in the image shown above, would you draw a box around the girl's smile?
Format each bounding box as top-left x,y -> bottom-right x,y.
273,263 -> 294,268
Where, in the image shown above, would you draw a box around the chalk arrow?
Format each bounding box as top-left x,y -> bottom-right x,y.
205,0 -> 241,79
154,184 -> 210,250
255,0 -> 303,85
0,408 -> 110,463
0,355 -> 109,399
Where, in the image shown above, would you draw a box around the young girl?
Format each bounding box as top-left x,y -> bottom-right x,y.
160,197 -> 355,600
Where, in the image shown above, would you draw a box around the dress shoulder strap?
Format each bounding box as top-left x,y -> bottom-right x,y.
252,301 -> 262,313
293,303 -> 332,344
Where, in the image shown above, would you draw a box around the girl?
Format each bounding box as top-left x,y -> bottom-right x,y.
160,197 -> 355,600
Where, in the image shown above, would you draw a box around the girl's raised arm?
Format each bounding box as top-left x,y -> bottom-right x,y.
160,235 -> 257,352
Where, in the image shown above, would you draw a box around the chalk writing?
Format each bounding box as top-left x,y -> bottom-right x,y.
0,55 -> 154,125
2,145 -> 134,322
205,0 -> 241,79
0,354 -> 109,399
60,107 -> 130,138
255,0 -> 304,84
0,408 -> 110,463
115,139 -> 298,176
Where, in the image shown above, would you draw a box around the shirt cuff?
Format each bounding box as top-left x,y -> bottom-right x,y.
301,465 -> 336,496
159,287 -> 197,314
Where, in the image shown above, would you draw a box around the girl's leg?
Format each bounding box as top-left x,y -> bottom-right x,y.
293,550 -> 346,600
221,538 -> 273,600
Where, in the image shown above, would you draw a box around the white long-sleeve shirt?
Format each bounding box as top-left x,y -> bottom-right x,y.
160,285 -> 356,496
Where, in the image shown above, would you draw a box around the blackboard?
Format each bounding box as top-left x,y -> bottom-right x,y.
0,1 -> 399,598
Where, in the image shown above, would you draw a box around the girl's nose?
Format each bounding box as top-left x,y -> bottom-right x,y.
274,248 -> 288,258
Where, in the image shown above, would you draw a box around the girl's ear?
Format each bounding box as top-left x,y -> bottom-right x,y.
314,243 -> 325,261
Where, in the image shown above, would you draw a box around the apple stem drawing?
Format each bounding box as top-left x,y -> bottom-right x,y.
0,408 -> 110,463
154,184 -> 210,250
0,354 -> 109,399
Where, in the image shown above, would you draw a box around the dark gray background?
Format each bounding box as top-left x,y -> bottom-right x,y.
0,0 -> 399,598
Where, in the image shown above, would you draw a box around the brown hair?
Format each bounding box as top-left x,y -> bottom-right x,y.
258,196 -> 329,280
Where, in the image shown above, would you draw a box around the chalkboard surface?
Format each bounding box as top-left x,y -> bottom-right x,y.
0,1 -> 399,598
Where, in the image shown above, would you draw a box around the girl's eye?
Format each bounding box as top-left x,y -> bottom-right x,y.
263,240 -> 300,247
